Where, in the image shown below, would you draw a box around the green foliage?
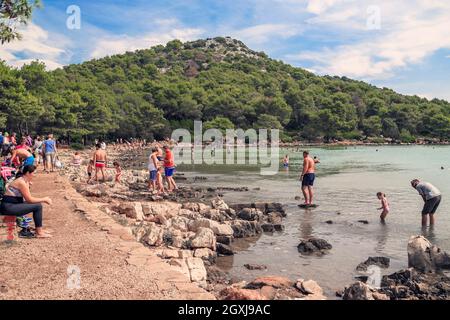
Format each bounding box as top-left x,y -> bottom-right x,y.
70,142 -> 84,150
400,129 -> 416,143
0,37 -> 449,142
204,116 -> 234,134
0,0 -> 41,44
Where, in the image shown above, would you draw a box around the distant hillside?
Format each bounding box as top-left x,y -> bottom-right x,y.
1,36 -> 449,143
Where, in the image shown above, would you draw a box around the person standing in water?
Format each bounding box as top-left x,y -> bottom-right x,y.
282,155 -> 289,170
377,192 -> 390,221
411,179 -> 441,226
300,150 -> 316,205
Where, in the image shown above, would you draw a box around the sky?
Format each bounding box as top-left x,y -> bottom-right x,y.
1,0 -> 450,101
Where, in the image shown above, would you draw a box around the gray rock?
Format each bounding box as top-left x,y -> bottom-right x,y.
261,224 -> 275,232
216,235 -> 232,245
343,282 -> 375,300
216,243 -> 234,256
356,257 -> 390,271
244,264 -> 267,270
190,227 -> 216,250
407,235 -> 450,272
297,238 -> 332,255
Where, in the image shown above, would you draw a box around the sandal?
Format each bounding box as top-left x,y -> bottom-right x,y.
18,228 -> 36,239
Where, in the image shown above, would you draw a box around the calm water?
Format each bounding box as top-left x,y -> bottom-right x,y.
174,146 -> 450,297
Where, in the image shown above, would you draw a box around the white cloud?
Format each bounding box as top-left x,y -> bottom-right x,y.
305,0 -> 354,14
289,0 -> 450,79
0,23 -> 69,70
231,23 -> 303,45
90,28 -> 204,59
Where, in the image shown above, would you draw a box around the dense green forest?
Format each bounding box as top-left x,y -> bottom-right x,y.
1,36 -> 450,143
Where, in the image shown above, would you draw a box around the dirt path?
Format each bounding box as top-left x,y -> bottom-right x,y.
0,172 -> 214,300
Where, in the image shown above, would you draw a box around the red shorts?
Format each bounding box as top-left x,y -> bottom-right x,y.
95,162 -> 106,168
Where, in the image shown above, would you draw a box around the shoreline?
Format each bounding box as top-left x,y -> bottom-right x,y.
55,146 -> 450,300
58,147 -> 329,300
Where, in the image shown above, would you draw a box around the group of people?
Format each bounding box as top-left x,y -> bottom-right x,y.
0,132 -> 59,173
147,144 -> 178,194
297,150 -> 442,227
76,140 -> 178,195
0,132 -> 58,239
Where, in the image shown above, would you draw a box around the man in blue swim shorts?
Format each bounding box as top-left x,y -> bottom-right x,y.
300,150 -> 317,205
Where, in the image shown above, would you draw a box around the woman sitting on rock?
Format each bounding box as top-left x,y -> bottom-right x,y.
0,165 -> 53,238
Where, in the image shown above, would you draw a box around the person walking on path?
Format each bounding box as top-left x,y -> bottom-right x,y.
42,134 -> 57,173
411,179 -> 442,227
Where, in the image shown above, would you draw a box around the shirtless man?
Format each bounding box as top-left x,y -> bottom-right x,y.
93,143 -> 107,182
11,146 -> 35,168
300,150 -> 316,205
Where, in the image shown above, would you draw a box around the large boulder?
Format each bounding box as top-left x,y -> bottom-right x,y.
194,248 -> 217,264
82,184 -> 108,197
356,257 -> 390,271
237,208 -> 263,221
112,202 -> 143,220
297,238 -> 332,255
185,257 -> 207,285
190,227 -> 216,250
170,216 -> 190,232
231,220 -> 262,238
220,287 -> 266,300
142,202 -> 182,217
188,218 -> 233,236
246,276 -> 294,289
142,223 -> 164,246
182,202 -> 211,213
216,243 -> 234,256
211,198 -> 229,211
407,235 -> 450,272
343,282 -> 375,300
133,203 -> 144,221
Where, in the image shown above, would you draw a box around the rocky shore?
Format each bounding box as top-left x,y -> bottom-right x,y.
58,147 -> 325,300
341,236 -> 450,300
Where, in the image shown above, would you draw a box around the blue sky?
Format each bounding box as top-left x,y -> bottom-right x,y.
1,0 -> 450,101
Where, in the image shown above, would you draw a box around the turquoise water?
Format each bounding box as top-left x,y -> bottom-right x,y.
177,145 -> 450,297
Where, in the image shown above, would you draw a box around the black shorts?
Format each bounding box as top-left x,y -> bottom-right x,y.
422,195 -> 441,215
302,173 -> 315,187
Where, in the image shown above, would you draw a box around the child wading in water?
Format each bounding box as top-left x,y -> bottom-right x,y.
377,192 -> 390,221
113,161 -> 122,184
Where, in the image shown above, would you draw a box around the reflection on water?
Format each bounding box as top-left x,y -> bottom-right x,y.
299,209 -> 314,239
146,146 -> 450,296
375,222 -> 390,254
422,226 -> 437,244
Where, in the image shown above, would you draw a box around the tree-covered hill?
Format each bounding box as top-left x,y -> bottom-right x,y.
1,36 -> 449,143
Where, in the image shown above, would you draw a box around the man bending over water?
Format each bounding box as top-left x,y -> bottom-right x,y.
300,151 -> 316,205
411,179 -> 441,226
